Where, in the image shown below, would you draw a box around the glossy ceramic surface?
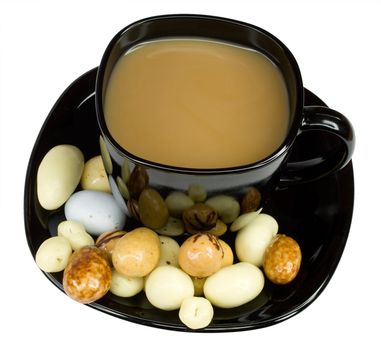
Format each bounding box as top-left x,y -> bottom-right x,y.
24,68 -> 354,332
95,14 -> 354,200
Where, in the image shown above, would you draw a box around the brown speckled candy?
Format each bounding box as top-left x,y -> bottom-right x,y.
182,203 -> 218,233
241,187 -> 261,214
127,165 -> 149,199
263,234 -> 302,285
63,246 -> 112,304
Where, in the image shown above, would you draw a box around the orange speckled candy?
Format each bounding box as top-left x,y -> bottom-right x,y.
178,233 -> 223,278
263,234 -> 302,285
63,246 -> 112,304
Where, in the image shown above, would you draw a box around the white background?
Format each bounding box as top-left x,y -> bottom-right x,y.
0,0 -> 379,348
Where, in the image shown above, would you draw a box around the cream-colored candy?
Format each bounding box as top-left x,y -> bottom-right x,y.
157,235 -> 180,267
110,269 -> 144,297
156,216 -> 185,237
203,262 -> 264,308
249,213 -> 279,234
205,195 -> 240,224
145,266 -> 194,310
165,191 -> 194,218
37,145 -> 84,210
57,220 -> 94,250
179,296 -> 214,329
80,155 -> 111,192
187,184 -> 207,202
230,208 -> 262,232
35,236 -> 72,273
235,213 -> 278,266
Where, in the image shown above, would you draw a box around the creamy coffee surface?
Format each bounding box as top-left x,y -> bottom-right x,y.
104,39 -> 289,169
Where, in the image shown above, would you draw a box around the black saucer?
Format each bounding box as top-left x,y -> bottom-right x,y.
24,68 -> 354,332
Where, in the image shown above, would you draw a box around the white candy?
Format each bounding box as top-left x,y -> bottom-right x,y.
35,236 -> 72,273
203,262 -> 264,308
57,220 -> 94,250
165,191 -> 194,218
110,269 -> 144,297
187,184 -> 207,202
37,145 -> 84,210
230,208 -> 262,232
249,213 -> 279,234
235,213 -> 278,266
179,296 -> 214,329
80,155 -> 111,192
145,266 -> 194,310
205,195 -> 240,224
156,216 -> 184,237
157,236 -> 180,267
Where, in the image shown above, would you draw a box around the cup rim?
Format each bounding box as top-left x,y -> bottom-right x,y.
95,14 -> 304,175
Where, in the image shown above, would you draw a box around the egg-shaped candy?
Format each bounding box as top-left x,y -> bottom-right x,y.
138,188 -> 169,229
112,227 -> 160,277
145,265 -> 194,311
63,246 -> 112,304
57,220 -> 94,250
263,234 -> 302,284
80,155 -> 111,192
235,213 -> 278,266
203,262 -> 264,308
37,145 -> 84,210
64,190 -> 126,236
35,236 -> 72,273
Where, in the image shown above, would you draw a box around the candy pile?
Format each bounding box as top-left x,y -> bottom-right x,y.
35,144 -> 302,330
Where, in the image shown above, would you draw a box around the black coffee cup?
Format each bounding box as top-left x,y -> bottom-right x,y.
95,14 -> 355,217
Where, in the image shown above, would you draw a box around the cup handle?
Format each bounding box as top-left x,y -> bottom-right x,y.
279,105 -> 355,186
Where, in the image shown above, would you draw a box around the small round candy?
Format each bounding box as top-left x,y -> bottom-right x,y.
145,265 -> 194,311
157,235 -> 180,267
35,236 -> 72,273
179,296 -> 214,329
109,269 -> 144,297
178,233 -> 224,278
263,234 -> 302,284
165,191 -> 194,218
57,220 -> 94,251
